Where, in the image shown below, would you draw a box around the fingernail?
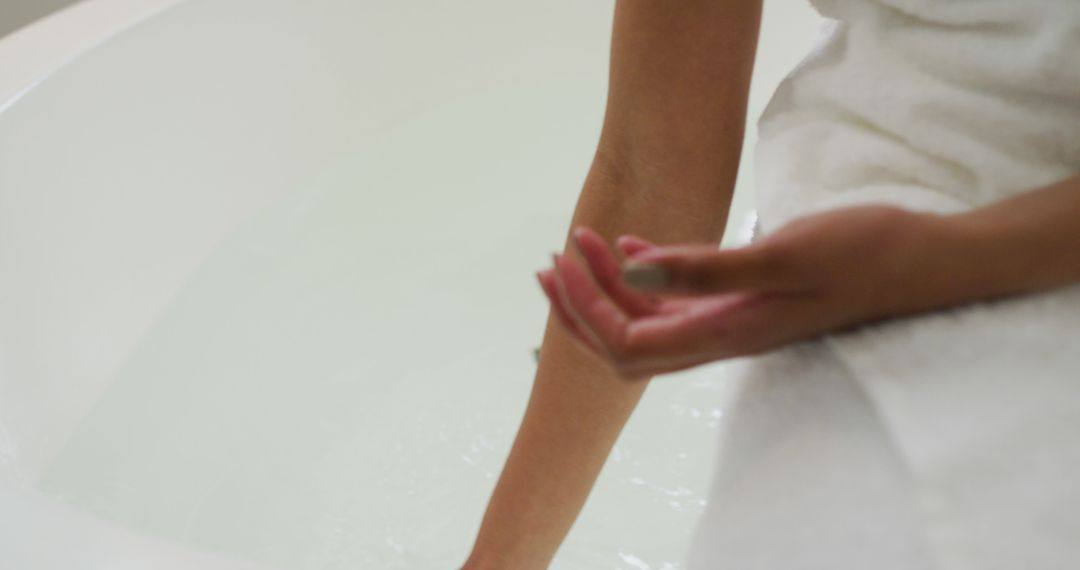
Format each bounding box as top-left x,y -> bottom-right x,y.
622,262 -> 668,290
572,228 -> 588,253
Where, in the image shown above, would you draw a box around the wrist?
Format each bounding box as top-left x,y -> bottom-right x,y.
906,207 -> 1032,311
870,208 -> 1002,317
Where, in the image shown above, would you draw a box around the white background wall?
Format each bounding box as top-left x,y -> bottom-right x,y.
0,0 -> 83,38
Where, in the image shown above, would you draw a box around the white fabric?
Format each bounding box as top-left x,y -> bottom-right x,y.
687,1 -> 1080,568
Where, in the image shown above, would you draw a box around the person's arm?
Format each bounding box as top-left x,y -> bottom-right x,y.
931,173 -> 1080,304
462,2 -> 764,568
531,171 -> 1080,381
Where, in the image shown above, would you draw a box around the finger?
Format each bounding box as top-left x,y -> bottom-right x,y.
552,252 -> 631,361
571,227 -> 660,317
615,234 -> 656,257
537,269 -> 606,356
537,269 -> 580,335
622,242 -> 796,295
553,255 -> 823,379
618,292 -> 815,373
593,303 -> 761,382
581,228 -> 703,312
613,347 -> 735,382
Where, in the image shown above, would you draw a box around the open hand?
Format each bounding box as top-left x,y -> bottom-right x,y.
537,205 -> 958,380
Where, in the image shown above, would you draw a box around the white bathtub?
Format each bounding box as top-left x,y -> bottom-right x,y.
0,1 -> 821,567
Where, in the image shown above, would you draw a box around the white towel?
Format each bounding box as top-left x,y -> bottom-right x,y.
687,1 -> 1080,568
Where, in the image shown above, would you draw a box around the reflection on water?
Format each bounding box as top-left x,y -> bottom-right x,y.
37,86 -> 743,569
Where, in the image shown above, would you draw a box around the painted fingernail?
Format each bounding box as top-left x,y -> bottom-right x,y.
622,262 -> 668,290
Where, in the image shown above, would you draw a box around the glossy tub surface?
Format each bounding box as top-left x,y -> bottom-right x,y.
0,1 -> 821,567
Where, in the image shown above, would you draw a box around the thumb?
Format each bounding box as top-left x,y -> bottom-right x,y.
621,243 -> 787,294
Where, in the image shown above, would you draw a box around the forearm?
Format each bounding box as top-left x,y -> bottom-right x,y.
464,161 -> 732,570
598,0 -> 763,214
464,1 -> 762,567
948,174 -> 1080,298
465,269 -> 646,570
896,174 -> 1080,314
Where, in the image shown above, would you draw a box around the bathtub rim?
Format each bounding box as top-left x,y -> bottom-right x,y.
0,0 -> 185,116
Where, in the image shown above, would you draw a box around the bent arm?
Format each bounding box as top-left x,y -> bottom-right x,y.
463,2 -> 763,568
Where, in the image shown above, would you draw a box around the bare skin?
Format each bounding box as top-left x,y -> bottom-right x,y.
467,0 -> 1080,567
544,171 -> 1080,380
461,1 -> 763,569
